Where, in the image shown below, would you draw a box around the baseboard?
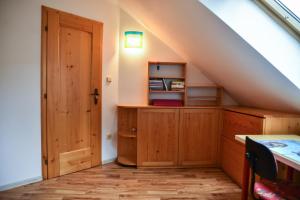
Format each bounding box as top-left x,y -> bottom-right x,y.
0,176 -> 42,192
0,158 -> 116,191
102,157 -> 117,165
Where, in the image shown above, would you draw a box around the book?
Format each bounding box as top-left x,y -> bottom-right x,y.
149,79 -> 165,91
171,80 -> 184,91
162,78 -> 168,91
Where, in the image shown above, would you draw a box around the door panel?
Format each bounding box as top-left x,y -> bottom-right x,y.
59,148 -> 91,176
59,27 -> 92,154
179,109 -> 220,166
137,109 -> 179,167
43,7 -> 102,178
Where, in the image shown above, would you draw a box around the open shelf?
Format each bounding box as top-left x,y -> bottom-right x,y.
185,85 -> 223,106
150,90 -> 185,93
119,133 -> 137,138
117,156 -> 136,166
148,61 -> 186,106
149,76 -> 185,79
117,107 -> 137,167
187,85 -> 222,88
187,95 -> 218,99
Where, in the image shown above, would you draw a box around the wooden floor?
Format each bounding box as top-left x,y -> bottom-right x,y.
0,163 -> 241,200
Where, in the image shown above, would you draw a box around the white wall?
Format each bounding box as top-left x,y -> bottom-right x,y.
0,0 -> 119,189
118,10 -> 231,105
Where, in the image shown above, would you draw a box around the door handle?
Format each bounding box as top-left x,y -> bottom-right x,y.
90,88 -> 99,105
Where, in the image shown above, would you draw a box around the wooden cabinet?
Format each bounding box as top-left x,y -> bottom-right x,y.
117,106 -> 221,168
221,107 -> 300,186
137,109 -> 179,167
118,105 -> 300,173
179,109 -> 220,166
221,111 -> 264,185
223,111 -> 264,140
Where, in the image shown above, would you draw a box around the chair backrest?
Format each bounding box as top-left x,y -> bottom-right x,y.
245,136 -> 278,180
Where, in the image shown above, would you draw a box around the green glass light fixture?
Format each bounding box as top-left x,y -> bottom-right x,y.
124,31 -> 143,48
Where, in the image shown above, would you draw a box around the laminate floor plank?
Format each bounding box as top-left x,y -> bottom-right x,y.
0,163 -> 241,200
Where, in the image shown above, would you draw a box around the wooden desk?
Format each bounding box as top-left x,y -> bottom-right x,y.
235,134 -> 300,200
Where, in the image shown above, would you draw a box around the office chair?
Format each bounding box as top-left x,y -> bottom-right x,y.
245,136 -> 300,200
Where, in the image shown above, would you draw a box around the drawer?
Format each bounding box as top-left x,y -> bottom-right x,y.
223,110 -> 264,141
221,136 -> 245,186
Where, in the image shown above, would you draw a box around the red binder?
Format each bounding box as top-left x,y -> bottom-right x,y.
152,99 -> 183,107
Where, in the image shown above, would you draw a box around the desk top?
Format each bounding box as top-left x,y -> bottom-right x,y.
117,105 -> 300,118
235,135 -> 300,171
224,106 -> 300,118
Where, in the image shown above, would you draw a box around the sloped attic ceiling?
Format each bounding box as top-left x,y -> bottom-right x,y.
119,0 -> 300,113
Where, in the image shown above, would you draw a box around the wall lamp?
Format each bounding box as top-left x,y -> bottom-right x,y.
124,31 -> 143,48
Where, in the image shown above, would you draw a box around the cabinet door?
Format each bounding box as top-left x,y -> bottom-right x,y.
137,109 -> 179,167
179,109 -> 220,166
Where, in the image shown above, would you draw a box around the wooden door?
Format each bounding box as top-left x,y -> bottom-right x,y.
41,7 -> 102,179
179,109 -> 220,166
137,109 -> 179,167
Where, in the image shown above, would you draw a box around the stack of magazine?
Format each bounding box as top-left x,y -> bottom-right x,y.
171,81 -> 184,91
149,79 -> 164,91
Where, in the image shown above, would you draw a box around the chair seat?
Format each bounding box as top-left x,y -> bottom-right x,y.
254,179 -> 300,200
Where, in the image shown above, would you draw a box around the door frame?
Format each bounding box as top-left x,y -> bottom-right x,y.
41,6 -> 102,179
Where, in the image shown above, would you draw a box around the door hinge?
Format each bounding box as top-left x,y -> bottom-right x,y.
44,159 -> 48,165
45,26 -> 48,31
44,93 -> 47,99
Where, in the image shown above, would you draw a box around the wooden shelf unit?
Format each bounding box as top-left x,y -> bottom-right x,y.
149,76 -> 185,79
117,106 -> 222,168
117,156 -> 136,166
149,90 -> 185,93
119,133 -> 136,138
148,61 -> 186,105
117,107 -> 137,166
185,85 -> 223,106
